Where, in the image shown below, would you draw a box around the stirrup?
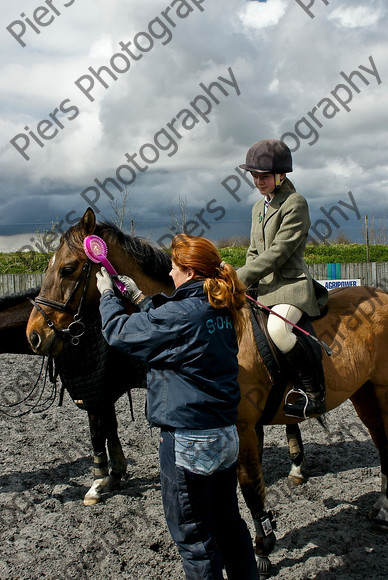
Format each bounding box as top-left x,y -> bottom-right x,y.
283,388 -> 309,419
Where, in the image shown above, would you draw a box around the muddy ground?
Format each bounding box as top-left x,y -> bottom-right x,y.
0,353 -> 387,579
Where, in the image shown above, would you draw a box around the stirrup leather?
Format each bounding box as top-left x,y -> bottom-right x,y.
283,388 -> 310,419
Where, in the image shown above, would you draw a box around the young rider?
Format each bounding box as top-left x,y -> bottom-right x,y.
237,138 -> 328,418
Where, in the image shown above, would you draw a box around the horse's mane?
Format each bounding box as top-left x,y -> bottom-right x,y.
63,220 -> 172,285
0,287 -> 40,311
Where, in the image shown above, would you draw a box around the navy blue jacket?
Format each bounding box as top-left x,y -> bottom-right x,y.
99,281 -> 240,429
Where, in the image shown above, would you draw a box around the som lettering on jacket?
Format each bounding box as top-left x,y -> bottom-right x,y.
206,315 -> 233,334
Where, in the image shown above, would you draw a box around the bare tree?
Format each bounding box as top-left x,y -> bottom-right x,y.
168,194 -> 190,234
332,230 -> 352,244
33,224 -> 60,254
109,185 -> 135,235
362,213 -> 387,245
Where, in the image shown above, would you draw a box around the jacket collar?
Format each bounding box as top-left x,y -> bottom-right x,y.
262,178 -> 295,223
151,280 -> 205,307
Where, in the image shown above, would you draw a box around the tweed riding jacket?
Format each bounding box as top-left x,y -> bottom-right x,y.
237,178 -> 324,317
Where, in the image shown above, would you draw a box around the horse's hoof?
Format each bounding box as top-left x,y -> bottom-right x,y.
83,476 -> 110,506
83,495 -> 102,506
288,474 -> 306,485
256,555 -> 272,579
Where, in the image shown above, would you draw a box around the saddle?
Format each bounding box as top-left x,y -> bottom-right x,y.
249,301 -> 324,425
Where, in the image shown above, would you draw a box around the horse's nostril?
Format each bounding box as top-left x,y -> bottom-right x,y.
29,331 -> 41,349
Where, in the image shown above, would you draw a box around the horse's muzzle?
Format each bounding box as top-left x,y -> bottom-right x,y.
27,328 -> 63,356
29,330 -> 41,350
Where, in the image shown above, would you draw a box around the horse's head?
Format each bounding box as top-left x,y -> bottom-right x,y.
27,208 -> 102,355
27,208 -> 174,356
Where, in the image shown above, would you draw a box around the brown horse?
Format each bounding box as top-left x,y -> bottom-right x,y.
0,287 -> 305,508
26,208 -> 388,576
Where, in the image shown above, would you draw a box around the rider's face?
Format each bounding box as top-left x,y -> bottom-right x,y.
250,172 -> 276,196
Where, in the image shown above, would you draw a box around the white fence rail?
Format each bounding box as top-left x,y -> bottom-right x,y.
0,263 -> 387,297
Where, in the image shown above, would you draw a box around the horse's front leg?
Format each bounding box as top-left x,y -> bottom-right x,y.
83,409 -> 110,506
372,473 -> 388,533
83,404 -> 127,505
105,403 -> 127,491
237,418 -> 276,579
286,423 -> 306,485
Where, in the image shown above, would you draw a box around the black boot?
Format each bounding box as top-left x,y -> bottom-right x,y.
283,338 -> 326,419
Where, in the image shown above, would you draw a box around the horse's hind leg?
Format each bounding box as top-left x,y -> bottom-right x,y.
350,381 -> 388,532
256,423 -> 305,485
286,423 -> 306,485
238,421 -> 276,578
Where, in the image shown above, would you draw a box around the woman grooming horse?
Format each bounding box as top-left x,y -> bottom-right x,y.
96,234 -> 260,580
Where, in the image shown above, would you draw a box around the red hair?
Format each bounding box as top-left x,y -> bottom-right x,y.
171,234 -> 247,340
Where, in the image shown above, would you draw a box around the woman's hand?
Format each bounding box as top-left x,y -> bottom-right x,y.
117,275 -> 144,303
96,267 -> 114,295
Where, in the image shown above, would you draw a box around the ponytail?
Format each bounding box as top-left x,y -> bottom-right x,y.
203,262 -> 246,341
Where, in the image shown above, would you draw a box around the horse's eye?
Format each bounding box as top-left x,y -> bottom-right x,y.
60,266 -> 76,277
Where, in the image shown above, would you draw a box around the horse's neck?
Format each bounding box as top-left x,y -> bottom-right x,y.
135,270 -> 174,297
114,246 -> 174,297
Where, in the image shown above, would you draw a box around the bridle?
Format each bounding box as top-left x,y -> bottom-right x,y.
28,261 -> 92,346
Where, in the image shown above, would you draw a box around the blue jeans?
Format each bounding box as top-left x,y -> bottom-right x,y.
159,426 -> 259,580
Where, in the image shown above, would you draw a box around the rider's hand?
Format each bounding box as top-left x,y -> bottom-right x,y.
96,267 -> 114,295
117,275 -> 144,303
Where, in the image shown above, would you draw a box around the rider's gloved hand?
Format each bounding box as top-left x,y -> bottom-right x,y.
117,275 -> 145,304
96,267 -> 114,295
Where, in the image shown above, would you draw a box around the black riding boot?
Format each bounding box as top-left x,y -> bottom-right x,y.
283,338 -> 326,419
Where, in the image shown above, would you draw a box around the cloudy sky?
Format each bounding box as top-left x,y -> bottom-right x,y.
0,0 -> 387,251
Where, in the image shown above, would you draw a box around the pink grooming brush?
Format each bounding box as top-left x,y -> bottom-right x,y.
83,235 -> 127,294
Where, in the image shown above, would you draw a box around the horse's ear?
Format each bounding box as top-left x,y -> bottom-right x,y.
80,208 -> 96,235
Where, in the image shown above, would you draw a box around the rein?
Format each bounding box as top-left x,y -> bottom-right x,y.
0,357 -> 58,418
28,262 -> 92,346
